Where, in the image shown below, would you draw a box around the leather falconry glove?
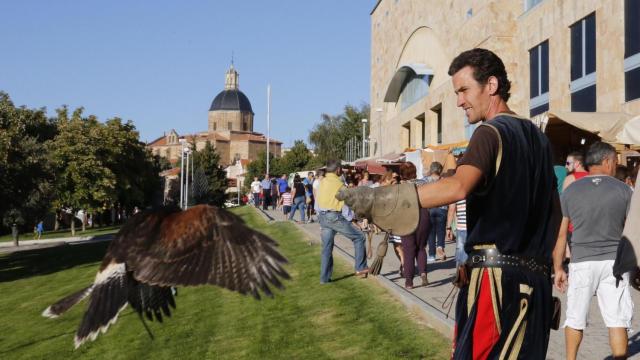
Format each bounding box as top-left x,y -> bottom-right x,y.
336,183 -> 420,236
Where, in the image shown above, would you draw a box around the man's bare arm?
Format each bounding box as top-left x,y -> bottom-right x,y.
552,217 -> 569,272
417,165 -> 483,208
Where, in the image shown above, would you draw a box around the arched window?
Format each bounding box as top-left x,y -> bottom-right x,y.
400,74 -> 431,110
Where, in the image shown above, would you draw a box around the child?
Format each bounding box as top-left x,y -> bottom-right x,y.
281,186 -> 293,221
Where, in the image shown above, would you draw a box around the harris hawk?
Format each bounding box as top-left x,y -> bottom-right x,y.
41,204 -> 289,348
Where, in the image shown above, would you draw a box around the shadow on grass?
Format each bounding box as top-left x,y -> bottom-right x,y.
0,241 -> 109,283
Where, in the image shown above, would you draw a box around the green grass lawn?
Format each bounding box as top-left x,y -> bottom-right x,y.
0,225 -> 121,243
0,206 -> 451,359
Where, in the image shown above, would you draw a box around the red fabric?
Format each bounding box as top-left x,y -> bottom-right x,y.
472,269 -> 500,360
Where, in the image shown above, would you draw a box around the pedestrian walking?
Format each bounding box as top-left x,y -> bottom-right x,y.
553,142 -> 633,360
288,175 -> 306,223
317,159 -> 368,284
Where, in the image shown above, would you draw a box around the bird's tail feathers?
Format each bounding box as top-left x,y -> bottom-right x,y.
74,262 -> 129,349
42,285 -> 94,318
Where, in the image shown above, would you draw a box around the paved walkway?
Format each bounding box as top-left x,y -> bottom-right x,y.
259,206 -> 640,360
0,234 -> 114,254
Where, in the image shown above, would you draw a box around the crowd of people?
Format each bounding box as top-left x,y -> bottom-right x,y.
245,47 -> 640,360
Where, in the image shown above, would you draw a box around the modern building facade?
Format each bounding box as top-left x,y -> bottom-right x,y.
148,65 -> 281,167
370,0 -> 640,157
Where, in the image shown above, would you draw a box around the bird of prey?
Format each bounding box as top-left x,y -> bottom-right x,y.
42,205 -> 289,348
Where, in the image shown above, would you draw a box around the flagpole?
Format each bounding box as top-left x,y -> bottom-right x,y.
266,84 -> 271,176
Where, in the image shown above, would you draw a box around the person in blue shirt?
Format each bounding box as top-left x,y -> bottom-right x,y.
277,174 -> 288,209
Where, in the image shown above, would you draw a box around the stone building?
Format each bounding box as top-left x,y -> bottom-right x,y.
370,0 -> 640,157
148,65 -> 282,167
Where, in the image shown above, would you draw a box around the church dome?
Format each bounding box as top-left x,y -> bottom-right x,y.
209,89 -> 254,114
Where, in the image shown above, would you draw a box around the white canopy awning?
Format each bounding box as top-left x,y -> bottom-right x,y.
534,111 -> 640,145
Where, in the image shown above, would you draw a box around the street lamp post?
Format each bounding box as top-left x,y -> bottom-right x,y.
184,148 -> 191,209
179,139 -> 186,208
361,118 -> 368,158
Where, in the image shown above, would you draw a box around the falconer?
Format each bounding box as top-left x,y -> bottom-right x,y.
339,48 -> 561,359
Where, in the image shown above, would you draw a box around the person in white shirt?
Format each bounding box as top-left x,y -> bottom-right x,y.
250,177 -> 262,207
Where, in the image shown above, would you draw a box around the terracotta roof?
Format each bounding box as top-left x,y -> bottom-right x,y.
229,131 -> 283,144
160,167 -> 180,177
148,136 -> 167,146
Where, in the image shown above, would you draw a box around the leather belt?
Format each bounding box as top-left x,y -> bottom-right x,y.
466,248 -> 550,276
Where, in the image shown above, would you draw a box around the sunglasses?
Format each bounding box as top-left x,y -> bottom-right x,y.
565,161 -> 574,165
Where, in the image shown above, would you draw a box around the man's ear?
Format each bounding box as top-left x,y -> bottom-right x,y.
487,76 -> 499,96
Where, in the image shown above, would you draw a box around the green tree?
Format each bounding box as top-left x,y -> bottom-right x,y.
279,140 -> 313,174
98,118 -> 162,212
50,107 -> 116,235
0,92 -> 57,244
189,141 -> 227,207
308,103 -> 370,163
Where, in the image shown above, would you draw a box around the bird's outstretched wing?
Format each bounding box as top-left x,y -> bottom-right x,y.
120,205 -> 290,299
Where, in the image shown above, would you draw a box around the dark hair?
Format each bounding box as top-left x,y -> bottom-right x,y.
568,151 -> 584,165
429,161 -> 443,176
293,174 -> 301,183
326,159 -> 341,173
448,48 -> 511,102
316,169 -> 326,177
286,186 -> 291,192
585,142 -> 616,168
615,165 -> 629,182
399,162 -> 417,180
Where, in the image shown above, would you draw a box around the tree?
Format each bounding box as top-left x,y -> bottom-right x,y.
278,140 -> 313,175
0,92 -> 57,245
50,107 -> 116,235
189,141 -> 227,207
308,103 -> 370,163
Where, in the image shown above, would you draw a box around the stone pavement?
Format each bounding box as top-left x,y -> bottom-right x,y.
259,206 -> 640,360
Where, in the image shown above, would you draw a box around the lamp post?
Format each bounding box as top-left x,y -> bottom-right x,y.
184,147 -> 191,209
361,118 -> 368,158
375,108 -> 384,156
179,139 -> 186,208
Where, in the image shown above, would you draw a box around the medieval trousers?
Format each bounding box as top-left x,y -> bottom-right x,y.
452,265 -> 553,359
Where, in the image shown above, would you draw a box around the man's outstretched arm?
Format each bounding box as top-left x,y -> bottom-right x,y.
417,164 -> 483,209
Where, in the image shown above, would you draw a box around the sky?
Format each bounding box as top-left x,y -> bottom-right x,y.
0,0 -> 375,147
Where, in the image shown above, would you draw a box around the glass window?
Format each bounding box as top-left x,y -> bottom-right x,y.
625,0 -> 640,101
625,67 -> 640,102
571,85 -> 597,112
570,13 -> 596,111
625,0 -> 640,58
529,40 -> 549,114
570,13 -> 596,81
400,74 -> 432,111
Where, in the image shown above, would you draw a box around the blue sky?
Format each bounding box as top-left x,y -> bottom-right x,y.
0,1 -> 374,147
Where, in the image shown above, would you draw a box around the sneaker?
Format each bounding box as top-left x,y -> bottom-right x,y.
427,256 -> 436,264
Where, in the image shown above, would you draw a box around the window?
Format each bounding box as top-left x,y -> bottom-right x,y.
529,40 -> 549,117
400,74 -> 432,111
524,0 -> 543,12
213,122 -> 217,131
416,113 -> 426,148
227,121 -> 232,130
431,104 -> 442,144
570,13 -> 596,111
625,0 -> 640,101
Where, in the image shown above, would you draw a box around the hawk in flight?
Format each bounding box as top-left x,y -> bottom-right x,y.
42,205 -> 289,348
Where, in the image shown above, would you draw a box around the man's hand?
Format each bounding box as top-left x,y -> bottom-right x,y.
554,268 -> 568,293
446,228 -> 453,241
